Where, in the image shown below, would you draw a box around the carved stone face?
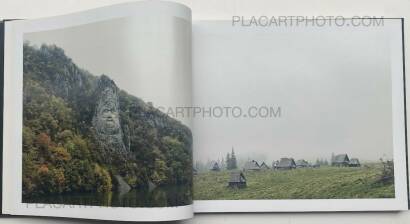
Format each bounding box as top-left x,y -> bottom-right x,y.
95,87 -> 121,135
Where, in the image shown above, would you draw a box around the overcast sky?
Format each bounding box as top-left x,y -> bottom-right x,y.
193,21 -> 395,163
24,18 -> 398,164
24,15 -> 192,127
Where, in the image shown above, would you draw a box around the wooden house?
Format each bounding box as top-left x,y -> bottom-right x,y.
331,154 -> 350,167
210,161 -> 220,171
276,158 -> 296,170
259,162 -> 270,170
296,159 -> 309,168
348,158 -> 361,167
243,160 -> 260,171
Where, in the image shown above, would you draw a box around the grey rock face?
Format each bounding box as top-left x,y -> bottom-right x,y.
92,75 -> 128,162
114,175 -> 131,195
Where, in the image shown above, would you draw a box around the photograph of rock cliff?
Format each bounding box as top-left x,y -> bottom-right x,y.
22,42 -> 193,207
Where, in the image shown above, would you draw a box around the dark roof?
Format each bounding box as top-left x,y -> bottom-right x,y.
277,158 -> 296,168
349,158 -> 360,165
296,159 -> 309,166
243,160 -> 260,170
260,162 -> 270,169
229,171 -> 246,183
209,161 -> 220,170
333,154 -> 349,163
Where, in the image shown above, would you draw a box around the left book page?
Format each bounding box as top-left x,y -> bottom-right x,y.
2,1 -> 193,221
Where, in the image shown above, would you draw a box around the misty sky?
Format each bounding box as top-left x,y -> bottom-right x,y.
193,21 -> 394,163
24,15 -> 192,127
23,17 -> 398,164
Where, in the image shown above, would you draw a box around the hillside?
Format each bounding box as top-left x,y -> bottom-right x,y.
22,43 -> 192,198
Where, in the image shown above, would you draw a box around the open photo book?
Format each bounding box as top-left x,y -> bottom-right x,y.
0,0 -> 408,222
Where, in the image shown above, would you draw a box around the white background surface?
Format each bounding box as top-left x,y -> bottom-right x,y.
0,0 -> 410,223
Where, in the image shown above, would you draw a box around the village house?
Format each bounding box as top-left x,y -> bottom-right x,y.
243,160 -> 261,171
332,154 -> 350,167
259,162 -> 270,170
296,159 -> 309,168
348,158 -> 361,167
276,158 -> 296,170
210,161 -> 220,171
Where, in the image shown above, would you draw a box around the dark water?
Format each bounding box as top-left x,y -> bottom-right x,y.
23,185 -> 192,208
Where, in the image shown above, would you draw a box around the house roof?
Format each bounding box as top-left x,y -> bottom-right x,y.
209,161 -> 220,170
229,171 -> 246,183
243,160 -> 260,170
349,158 -> 360,165
296,159 -> 309,166
333,154 -> 349,163
260,162 -> 270,169
277,158 -> 296,168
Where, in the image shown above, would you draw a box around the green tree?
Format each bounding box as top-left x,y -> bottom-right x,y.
226,153 -> 231,170
230,147 -> 237,169
94,164 -> 112,192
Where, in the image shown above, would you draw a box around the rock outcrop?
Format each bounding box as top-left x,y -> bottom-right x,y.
92,75 -> 128,162
23,43 -> 193,188
114,175 -> 131,195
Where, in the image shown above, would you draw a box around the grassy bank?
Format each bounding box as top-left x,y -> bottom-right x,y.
193,165 -> 394,200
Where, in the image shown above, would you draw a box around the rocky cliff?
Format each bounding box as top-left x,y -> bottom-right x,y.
92,75 -> 128,162
22,43 -> 193,194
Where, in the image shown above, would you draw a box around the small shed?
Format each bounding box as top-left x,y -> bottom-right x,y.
296,159 -> 309,168
277,158 -> 296,170
259,162 -> 270,170
210,161 -> 220,171
243,160 -> 261,171
349,158 -> 361,167
332,154 -> 350,167
228,171 -> 247,188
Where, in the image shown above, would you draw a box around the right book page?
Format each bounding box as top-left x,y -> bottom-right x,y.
192,18 -> 408,212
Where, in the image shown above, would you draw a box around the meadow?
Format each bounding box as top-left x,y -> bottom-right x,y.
193,165 -> 394,200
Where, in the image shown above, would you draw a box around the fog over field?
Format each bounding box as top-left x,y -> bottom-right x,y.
193,21 -> 394,163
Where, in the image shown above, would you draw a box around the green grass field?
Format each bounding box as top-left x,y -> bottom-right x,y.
194,165 -> 394,200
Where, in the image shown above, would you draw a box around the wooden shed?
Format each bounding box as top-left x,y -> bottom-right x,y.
243,160 -> 260,171
277,158 -> 296,170
332,154 -> 350,167
348,158 -> 361,167
228,171 -> 246,188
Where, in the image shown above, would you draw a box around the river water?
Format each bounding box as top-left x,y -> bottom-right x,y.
23,185 -> 192,207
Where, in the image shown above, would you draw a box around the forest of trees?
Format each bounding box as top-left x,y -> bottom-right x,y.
22,43 -> 192,198
194,148 -> 238,172
226,148 -> 238,170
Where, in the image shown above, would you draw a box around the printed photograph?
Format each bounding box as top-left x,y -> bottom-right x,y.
193,22 -> 396,200
22,16 -> 193,207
